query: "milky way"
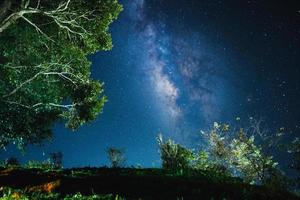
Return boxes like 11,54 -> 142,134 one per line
127,0 -> 236,144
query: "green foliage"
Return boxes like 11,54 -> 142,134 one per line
157,134 -> 194,172
229,130 -> 278,183
0,0 -> 122,149
25,159 -> 55,170
192,150 -> 210,170
106,147 -> 126,168
207,122 -> 230,160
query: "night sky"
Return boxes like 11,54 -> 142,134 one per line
1,0 -> 300,168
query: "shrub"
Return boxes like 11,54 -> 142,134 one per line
6,157 -> 20,167
25,159 -> 55,170
157,134 -> 194,172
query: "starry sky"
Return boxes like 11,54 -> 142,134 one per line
1,0 -> 300,168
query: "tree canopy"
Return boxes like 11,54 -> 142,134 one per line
0,0 -> 122,149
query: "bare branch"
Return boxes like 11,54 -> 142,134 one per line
36,0 -> 41,9
32,102 -> 76,109
24,0 -> 31,9
20,15 -> 53,41
2,100 -> 31,109
56,0 -> 71,12
2,100 -> 76,111
2,71 -> 43,98
48,103 -> 76,108
2,68 -> 84,98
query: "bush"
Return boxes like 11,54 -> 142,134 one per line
157,134 -> 194,172
25,159 -> 55,170
6,157 -> 20,166
0,157 -> 20,168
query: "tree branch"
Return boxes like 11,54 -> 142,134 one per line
2,68 -> 83,98
2,71 -> 43,98
20,15 -> 52,40
0,0 -> 94,40
0,0 -> 12,22
2,100 -> 76,110
32,102 -> 76,109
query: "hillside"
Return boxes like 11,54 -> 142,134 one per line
0,167 -> 299,200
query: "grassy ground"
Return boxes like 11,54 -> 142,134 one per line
0,167 -> 299,200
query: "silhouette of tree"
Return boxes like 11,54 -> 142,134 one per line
106,147 -> 125,168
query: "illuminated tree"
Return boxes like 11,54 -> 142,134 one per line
203,119 -> 285,184
0,0 -> 122,149
229,129 -> 278,183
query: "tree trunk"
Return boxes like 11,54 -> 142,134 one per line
0,13 -> 21,33
0,0 -> 19,34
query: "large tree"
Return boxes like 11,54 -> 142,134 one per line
0,0 -> 122,149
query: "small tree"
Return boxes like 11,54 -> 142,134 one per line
157,134 -> 193,172
106,147 -> 125,168
50,151 -> 63,168
6,157 -> 20,167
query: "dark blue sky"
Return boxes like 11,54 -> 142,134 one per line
1,0 -> 299,168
